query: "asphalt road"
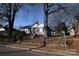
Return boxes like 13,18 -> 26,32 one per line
0,44 -> 59,56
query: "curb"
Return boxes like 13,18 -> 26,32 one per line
5,45 -> 78,56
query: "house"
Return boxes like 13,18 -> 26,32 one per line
70,28 -> 75,36
68,27 -> 75,36
0,24 -> 7,37
0,24 -> 5,32
20,22 -> 44,36
0,24 -> 23,36
31,23 -> 44,35
0,27 -> 5,32
20,25 -> 31,35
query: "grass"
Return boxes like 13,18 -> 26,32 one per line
0,36 -> 79,53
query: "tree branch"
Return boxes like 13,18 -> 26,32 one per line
0,12 -> 7,17
48,7 -> 61,15
48,4 -> 55,11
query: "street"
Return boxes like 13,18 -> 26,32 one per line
0,44 -> 58,56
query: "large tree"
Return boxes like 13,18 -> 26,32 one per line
0,3 -> 23,36
44,3 -> 66,37
44,3 -> 79,37
44,3 -> 55,37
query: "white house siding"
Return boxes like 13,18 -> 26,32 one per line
20,24 -> 44,36
38,27 -> 44,35
32,24 -> 44,35
21,28 -> 30,34
70,28 -> 75,36
0,28 -> 5,31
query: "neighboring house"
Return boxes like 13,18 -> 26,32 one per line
20,25 -> 31,35
0,28 -> 5,31
70,28 -> 75,36
68,27 -> 75,36
0,24 -> 22,36
20,22 -> 44,36
0,24 -> 5,32
31,23 -> 44,35
0,24 -> 7,36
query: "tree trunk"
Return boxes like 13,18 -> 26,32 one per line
8,3 -> 12,36
11,12 -> 16,42
7,4 -> 16,41
73,27 -> 78,37
73,16 -> 79,37
44,3 -> 51,37
7,17 -> 13,42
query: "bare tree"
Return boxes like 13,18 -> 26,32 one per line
58,4 -> 79,36
44,3 -> 55,37
44,3 -> 66,37
0,3 -> 23,37
44,3 -> 79,37
43,3 -> 59,47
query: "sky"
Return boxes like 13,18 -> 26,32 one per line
12,3 -> 79,29
0,3 -> 79,31
14,4 -> 44,28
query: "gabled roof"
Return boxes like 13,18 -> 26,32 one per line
21,21 -> 39,29
21,25 -> 32,29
